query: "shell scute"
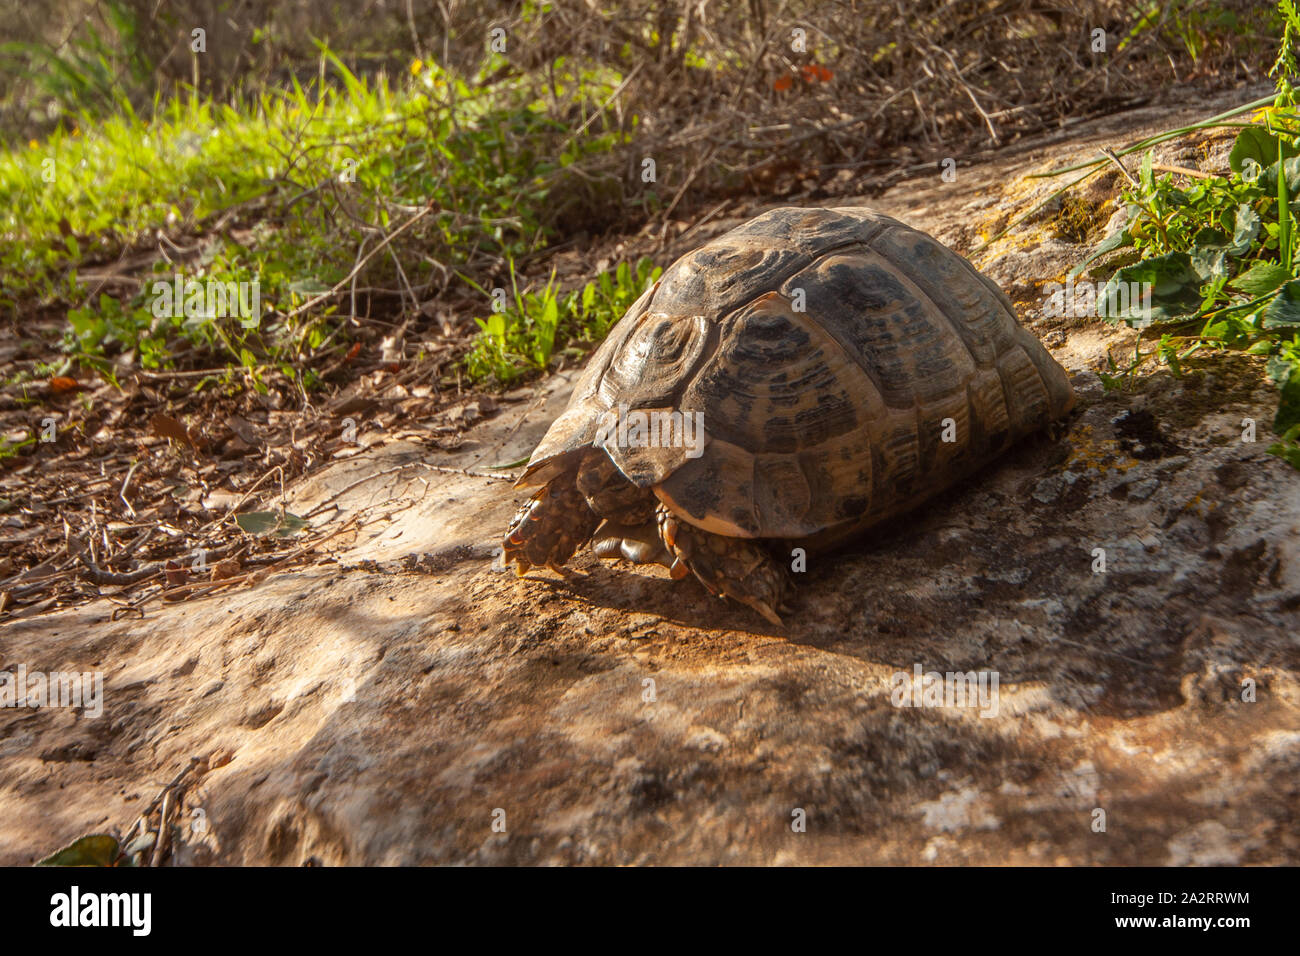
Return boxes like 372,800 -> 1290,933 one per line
782,252 -> 976,408
520,206 -> 1075,546
870,225 -> 1016,365
678,295 -> 870,455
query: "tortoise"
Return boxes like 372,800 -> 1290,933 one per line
502,206 -> 1074,623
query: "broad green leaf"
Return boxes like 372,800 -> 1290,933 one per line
235,511 -> 280,535
1230,126 -> 1279,177
276,512 -> 310,535
1190,246 -> 1228,282
1261,155 -> 1300,197
1266,354 -> 1295,384
235,510 -> 310,536
1260,280 -> 1300,328
1191,226 -> 1229,249
1274,362 -> 1300,433
1230,261 -> 1292,296
1101,251 -> 1202,325
1228,204 -> 1261,256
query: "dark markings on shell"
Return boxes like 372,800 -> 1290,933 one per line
680,299 -> 860,454
781,254 -> 960,409
870,227 -> 1015,366
520,206 -> 1075,544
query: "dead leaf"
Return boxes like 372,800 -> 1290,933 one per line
210,557 -> 241,581
150,412 -> 209,452
201,489 -> 243,511
220,435 -> 257,459
49,377 -> 82,395
225,415 -> 259,445
151,412 -> 193,446
164,560 -> 189,587
333,396 -> 377,416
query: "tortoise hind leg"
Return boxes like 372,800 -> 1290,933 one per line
504,449 -> 655,575
655,504 -> 788,625
502,465 -> 600,575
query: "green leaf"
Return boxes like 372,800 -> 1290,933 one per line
1228,204 -> 1261,256
1260,155 -> 1300,197
235,511 -> 279,535
1070,226 -> 1132,278
1230,261 -> 1292,296
235,511 -> 310,536
1190,246 -> 1228,282
1267,438 -> 1300,470
1274,362 -> 1300,433
1139,149 -> 1155,192
1260,280 -> 1300,328
1192,226 -> 1230,249
1266,354 -> 1295,384
1229,126 -> 1279,177
1100,251 -> 1202,325
37,834 -> 119,867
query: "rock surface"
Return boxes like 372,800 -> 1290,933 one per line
3,85 -> 1297,865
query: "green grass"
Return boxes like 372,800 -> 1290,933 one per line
0,46 -> 632,384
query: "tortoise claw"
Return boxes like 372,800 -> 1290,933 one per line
502,476 -> 599,575
746,598 -> 783,626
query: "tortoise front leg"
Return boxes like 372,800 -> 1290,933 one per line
655,504 -> 788,625
502,473 -> 600,575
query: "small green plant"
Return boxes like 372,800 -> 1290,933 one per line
1120,0 -> 1258,63
1080,0 -> 1300,467
1098,333 -> 1156,392
462,261 -> 562,384
463,257 -> 661,385
566,258 -> 661,348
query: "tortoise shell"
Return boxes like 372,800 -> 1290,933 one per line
519,206 -> 1074,546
